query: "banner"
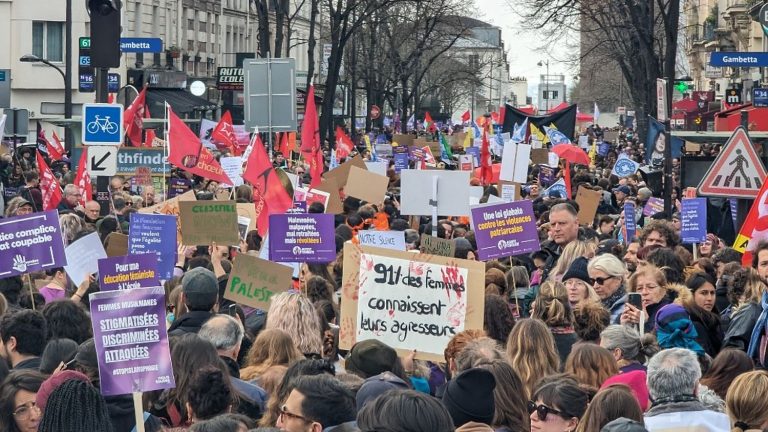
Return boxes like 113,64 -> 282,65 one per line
0,210 -> 67,278
643,197 -> 665,217
224,254 -> 293,310
624,202 -> 637,243
646,116 -> 683,166
357,230 -> 406,251
470,201 -> 541,260
128,214 -> 177,280
179,201 -> 239,245
611,154 -> 640,177
89,287 -> 175,396
502,103 -> 577,140
680,198 -> 707,244
268,214 -> 336,262
98,254 -> 160,291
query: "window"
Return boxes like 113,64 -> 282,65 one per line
542,90 -> 548,100
32,21 -> 64,62
188,19 -> 195,31
187,40 -> 195,51
552,91 -> 559,99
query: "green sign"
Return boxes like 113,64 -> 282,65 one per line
79,37 -> 91,49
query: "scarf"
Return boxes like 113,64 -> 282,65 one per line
601,284 -> 626,310
655,304 -> 705,356
747,291 -> 768,364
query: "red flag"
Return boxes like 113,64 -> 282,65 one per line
191,147 -> 234,185
461,110 -> 471,123
35,151 -> 62,210
167,105 -> 203,172
300,85 -> 320,154
211,111 -> 241,156
734,176 -> 768,264
279,132 -> 291,158
50,131 -> 66,159
40,130 -> 63,161
144,128 -> 157,148
490,111 -> 500,124
287,132 -> 297,154
243,133 -> 293,236
124,86 -> 147,147
335,126 -> 353,159
309,147 -> 324,188
480,126 -> 493,185
74,149 -> 92,206
563,161 -> 572,199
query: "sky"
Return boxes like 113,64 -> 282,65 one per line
473,0 -> 576,99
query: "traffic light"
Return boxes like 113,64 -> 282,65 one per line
675,82 -> 688,93
87,0 -> 121,68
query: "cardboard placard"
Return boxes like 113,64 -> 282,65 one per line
393,134 -> 415,147
498,181 -> 521,203
427,141 -> 441,155
345,166 -> 389,204
531,148 -> 549,165
139,190 -> 197,214
105,233 -> 129,257
236,203 -> 259,234
399,170 -> 471,216
420,234 -> 456,257
224,254 -> 293,310
313,178 -> 344,214
322,154 -> 367,190
685,141 -> 701,153
179,201 -> 239,245
575,187 -> 602,226
452,132 -> 467,148
357,230 -> 406,251
339,242 -> 485,362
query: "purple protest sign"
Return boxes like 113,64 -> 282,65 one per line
538,164 -> 555,188
269,214 -> 336,262
643,197 -> 664,217
0,210 -> 67,278
680,198 -> 707,244
98,254 -> 161,291
90,287 -> 175,396
393,152 -> 409,173
287,201 -> 307,214
624,202 -> 637,243
168,178 -> 192,198
128,214 -> 177,280
471,200 -> 541,260
465,146 -> 480,166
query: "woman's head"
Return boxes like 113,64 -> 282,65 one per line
686,272 -> 717,312
572,301 -> 611,343
266,292 -> 324,356
444,329 -> 487,378
725,370 -> 768,431
0,370 -> 45,432
701,349 -> 754,401
563,258 -> 599,306
506,319 -> 560,395
476,360 -> 530,432
483,294 -> 515,346
41,300 -> 93,344
38,379 -> 113,432
532,281 -> 574,328
645,248 -> 686,284
170,334 -> 230,420
730,267 -> 767,307
243,328 -> 302,376
299,263 -> 335,290
58,214 -> 83,246
357,389 -> 454,432
627,264 -> 667,308
529,378 -> 589,432
550,241 -> 595,281
305,276 -> 335,305
564,343 -> 619,390
576,385 -> 643,432
39,338 -> 78,375
600,325 -> 658,365
185,366 -> 234,421
587,254 -> 626,300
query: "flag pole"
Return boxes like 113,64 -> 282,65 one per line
163,102 -> 169,201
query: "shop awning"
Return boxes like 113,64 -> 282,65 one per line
146,89 -> 218,117
714,103 -> 768,132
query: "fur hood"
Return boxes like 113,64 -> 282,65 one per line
667,282 -> 692,305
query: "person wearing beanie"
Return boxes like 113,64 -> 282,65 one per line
35,370 -> 90,413
345,340 -> 402,379
442,368 -> 496,428
38,379 -> 115,432
168,267 -> 219,336
654,304 -> 706,357
563,257 -> 598,307
698,233 -> 720,259
600,370 -> 650,411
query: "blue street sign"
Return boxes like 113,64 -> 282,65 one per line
754,88 -> 768,108
82,103 -> 124,145
119,38 -> 164,53
71,147 -> 170,175
79,73 -> 120,93
709,52 -> 768,67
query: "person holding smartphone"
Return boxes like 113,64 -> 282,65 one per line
620,264 -> 687,333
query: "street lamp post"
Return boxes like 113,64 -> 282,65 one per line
20,54 -> 72,152
538,60 -> 550,113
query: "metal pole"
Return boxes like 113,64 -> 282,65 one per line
546,61 -> 549,113
267,52 -> 273,159
663,75 -> 674,217
64,0 -> 73,152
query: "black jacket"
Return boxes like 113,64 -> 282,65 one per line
106,395 -> 163,432
723,303 -> 762,351
168,311 -> 214,337
685,304 -> 723,358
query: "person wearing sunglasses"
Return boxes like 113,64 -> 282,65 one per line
587,254 -> 628,324
529,378 -> 588,432
277,374 -> 357,432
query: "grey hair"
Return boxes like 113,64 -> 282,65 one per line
199,314 -> 244,352
455,338 -> 505,372
588,253 -> 626,278
647,348 -> 701,400
600,325 -> 658,363
550,203 -> 578,217
63,183 -> 78,195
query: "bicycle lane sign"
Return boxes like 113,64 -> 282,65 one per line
82,103 -> 124,146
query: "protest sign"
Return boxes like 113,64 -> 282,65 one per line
499,182 -> 520,202
0,210 -> 66,278
139,190 -> 196,215
465,146 -> 480,166
531,148 -> 549,165
220,156 -> 244,187
179,201 -> 239,245
168,178 -> 192,198
346,166 -> 389,204
393,134 -> 414,147
470,200 -> 540,260
339,243 -> 485,361
269,214 -> 336,262
224,254 -> 293,310
458,155 -> 474,171
357,230 -> 406,251
89,287 -> 175,396
420,234 -> 456,257
293,187 -> 331,209
624,203 -> 637,243
64,232 -> 107,287
313,178 -> 344,214
680,198 -> 707,244
105,233 -> 129,257
365,161 -> 388,176
685,141 -> 701,153
400,170 -> 470,216
575,187 -> 602,226
98,254 -> 160,291
611,154 -> 640,177
288,202 -> 307,214
322,154 -> 366,189
393,152 -> 409,173
236,203 -> 259,234
135,167 -> 152,187
128,214 -> 177,280
538,165 -> 555,188
643,197 -> 665,217
469,186 -> 484,206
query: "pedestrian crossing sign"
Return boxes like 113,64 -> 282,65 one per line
698,127 -> 767,198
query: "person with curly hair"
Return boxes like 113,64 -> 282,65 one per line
723,267 -> 766,352
639,219 -> 680,248
572,301 -> 610,343
483,294 -> 515,347
265,292 -> 324,358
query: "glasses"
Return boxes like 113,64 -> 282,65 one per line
13,401 -> 40,419
528,401 -> 563,421
635,284 -> 660,292
280,405 -> 310,423
593,275 -> 616,285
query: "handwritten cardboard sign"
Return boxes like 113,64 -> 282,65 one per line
345,166 -> 389,204
224,254 -> 293,310
357,230 -> 406,251
179,201 -> 239,245
339,243 -> 485,362
393,134 -> 415,147
322,154 -> 366,190
420,234 -> 456,257
575,187 -> 602,226
313,178 -> 344,214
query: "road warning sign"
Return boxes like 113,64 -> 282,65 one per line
698,127 -> 767,198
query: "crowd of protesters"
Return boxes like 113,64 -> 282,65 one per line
0,119 -> 767,432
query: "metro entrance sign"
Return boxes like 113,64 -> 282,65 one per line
709,52 -> 768,67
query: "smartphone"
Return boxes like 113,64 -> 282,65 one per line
228,304 -> 238,317
628,293 -> 642,309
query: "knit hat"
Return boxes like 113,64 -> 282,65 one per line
562,257 -> 592,286
74,338 -> 99,370
601,370 -> 650,411
654,304 -> 705,356
442,368 -> 496,427
600,418 -> 649,432
182,267 -> 219,310
355,372 -> 410,411
345,340 -> 398,378
35,370 -> 90,412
